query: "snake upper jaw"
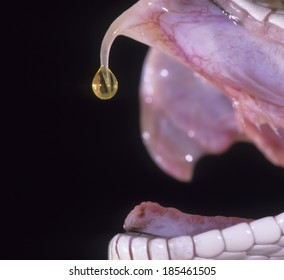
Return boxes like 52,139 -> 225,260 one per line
100,0 -> 284,180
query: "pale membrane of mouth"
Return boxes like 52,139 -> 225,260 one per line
93,0 -> 284,259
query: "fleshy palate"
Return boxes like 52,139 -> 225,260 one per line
93,0 -> 284,259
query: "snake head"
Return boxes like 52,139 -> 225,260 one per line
94,0 -> 284,259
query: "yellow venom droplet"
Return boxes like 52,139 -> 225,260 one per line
92,66 -> 118,100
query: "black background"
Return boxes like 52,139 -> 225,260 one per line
2,0 -> 284,259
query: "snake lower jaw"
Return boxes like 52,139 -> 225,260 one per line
109,202 -> 284,260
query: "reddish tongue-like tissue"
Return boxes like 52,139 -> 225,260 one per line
124,202 -> 253,238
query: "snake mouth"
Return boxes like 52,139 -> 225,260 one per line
109,202 -> 284,260
99,0 -> 284,259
